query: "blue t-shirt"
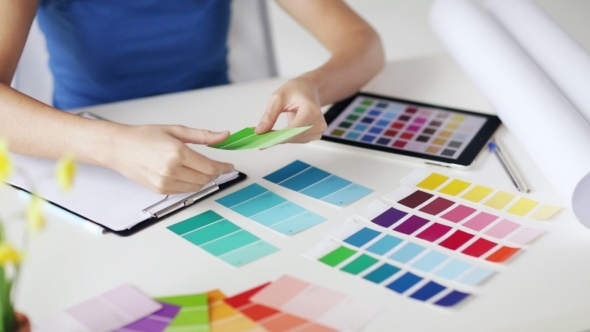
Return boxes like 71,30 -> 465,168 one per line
37,0 -> 232,110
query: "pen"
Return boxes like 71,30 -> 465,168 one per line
488,139 -> 531,193
18,191 -> 106,235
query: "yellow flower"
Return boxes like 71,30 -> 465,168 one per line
26,196 -> 45,233
0,243 -> 22,265
55,153 -> 76,191
0,138 -> 12,182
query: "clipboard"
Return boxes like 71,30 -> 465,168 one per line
7,154 -> 246,236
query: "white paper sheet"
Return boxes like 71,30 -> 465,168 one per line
430,0 -> 590,227
8,154 -> 239,231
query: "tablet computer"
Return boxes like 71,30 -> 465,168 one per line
322,92 -> 501,168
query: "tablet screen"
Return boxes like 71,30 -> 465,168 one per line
322,93 -> 501,167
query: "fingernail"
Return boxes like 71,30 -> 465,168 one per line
255,123 -> 265,131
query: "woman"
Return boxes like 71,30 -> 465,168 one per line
0,0 -> 384,194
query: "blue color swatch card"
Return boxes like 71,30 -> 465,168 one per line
215,183 -> 327,236
263,160 -> 374,206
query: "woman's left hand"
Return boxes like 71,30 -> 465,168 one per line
254,76 -> 327,143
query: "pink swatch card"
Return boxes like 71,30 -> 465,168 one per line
251,275 -> 382,331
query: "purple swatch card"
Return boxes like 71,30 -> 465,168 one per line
114,302 -> 181,332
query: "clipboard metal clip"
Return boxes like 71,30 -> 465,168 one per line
142,183 -> 220,219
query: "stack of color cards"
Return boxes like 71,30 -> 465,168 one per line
216,183 -> 327,236
328,219 -> 496,285
377,186 -> 546,254
401,170 -> 561,219
324,98 -> 488,158
263,160 -> 373,206
305,220 -> 475,307
360,193 -> 522,264
167,210 -> 278,267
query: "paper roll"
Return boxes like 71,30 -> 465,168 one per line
485,0 -> 590,124
430,0 -> 590,227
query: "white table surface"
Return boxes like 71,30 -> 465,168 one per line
9,54 -> 590,331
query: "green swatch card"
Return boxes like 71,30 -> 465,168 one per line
157,293 -> 210,332
209,126 -> 311,150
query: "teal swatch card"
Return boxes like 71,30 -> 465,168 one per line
216,183 -> 327,236
168,210 -> 278,267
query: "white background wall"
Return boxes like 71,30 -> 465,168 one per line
13,0 -> 590,106
268,0 -> 590,78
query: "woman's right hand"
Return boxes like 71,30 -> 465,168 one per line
104,124 -> 234,195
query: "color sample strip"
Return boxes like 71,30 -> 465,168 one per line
224,283 -> 337,332
34,285 -> 162,332
114,302 -> 181,332
209,126 -> 311,150
168,210 -> 278,266
156,294 -> 209,332
216,183 -> 327,236
323,220 -> 496,285
251,275 -> 383,330
381,187 -> 545,245
304,237 -> 473,307
207,290 -> 265,332
358,199 -> 527,263
402,170 -> 561,219
263,160 -> 374,206
323,95 -> 488,159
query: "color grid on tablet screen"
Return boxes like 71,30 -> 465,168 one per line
401,169 -> 562,219
263,160 -> 373,206
324,96 -> 488,159
167,210 -> 278,267
216,183 -> 327,236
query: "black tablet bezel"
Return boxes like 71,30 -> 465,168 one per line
322,92 -> 501,167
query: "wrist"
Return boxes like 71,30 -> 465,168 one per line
71,120 -> 129,168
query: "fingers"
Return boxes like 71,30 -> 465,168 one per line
181,146 -> 234,177
167,126 -> 230,145
256,94 -> 285,134
283,103 -> 327,143
148,156 -> 234,194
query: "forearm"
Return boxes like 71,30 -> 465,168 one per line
299,27 -> 385,106
0,83 -> 123,165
